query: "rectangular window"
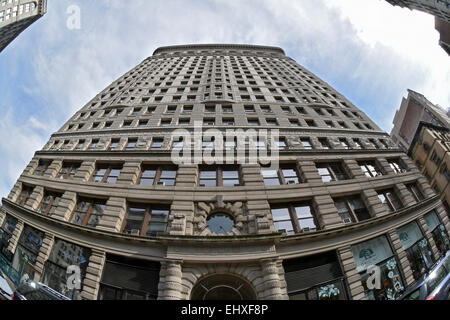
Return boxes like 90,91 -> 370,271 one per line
318,138 -> 331,150
71,198 -> 107,228
57,162 -> 81,180
339,138 -> 349,149
388,159 -> 406,174
270,203 -> 317,235
122,204 -> 170,237
151,138 -> 164,150
92,164 -> 122,184
300,138 -> 313,150
39,191 -> 63,216
17,186 -> 34,206
335,195 -> 371,224
199,166 -> 241,187
125,138 -> 138,151
139,165 -> 177,186
377,189 -> 402,213
34,160 -> 52,176
108,139 -> 120,151
359,161 -> 382,178
261,165 -> 302,186
316,162 -> 347,182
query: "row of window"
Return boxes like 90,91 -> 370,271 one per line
270,183 -> 425,235
33,158 -> 409,187
16,180 -> 425,238
48,135 -> 392,152
16,188 -> 170,237
66,116 -> 374,132
73,104 -> 366,123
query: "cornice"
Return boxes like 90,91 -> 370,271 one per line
152,44 -> 286,56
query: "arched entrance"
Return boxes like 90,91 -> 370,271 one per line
191,274 -> 257,300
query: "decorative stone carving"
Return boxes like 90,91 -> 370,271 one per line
194,199 -> 247,236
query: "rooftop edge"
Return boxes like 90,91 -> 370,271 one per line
152,44 -> 286,56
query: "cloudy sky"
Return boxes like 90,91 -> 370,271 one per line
0,0 -> 449,198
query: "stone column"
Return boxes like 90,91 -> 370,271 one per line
362,188 -> 386,218
7,220 -> 24,254
247,200 -> 274,234
52,191 -> 77,222
23,156 -> 40,176
240,163 -> 264,187
25,186 -> 44,211
417,176 -> 435,198
377,158 -> 395,175
296,160 -> 322,185
158,260 -> 183,300
97,197 -> 127,233
387,230 -> 415,286
7,181 -> 22,203
395,183 -> 417,206
0,208 -> 5,226
435,203 -> 450,236
344,159 -> 365,179
116,161 -> 140,185
34,234 -> 55,282
337,246 -> 366,300
81,249 -> 106,300
169,165 -> 197,236
260,258 -> 285,300
418,217 -> 440,261
73,160 -> 96,182
44,160 -> 63,179
314,192 -> 343,230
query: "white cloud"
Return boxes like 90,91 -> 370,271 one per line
0,107 -> 47,198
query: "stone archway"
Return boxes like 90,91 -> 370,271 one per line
190,273 -> 257,300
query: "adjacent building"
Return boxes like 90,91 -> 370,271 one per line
409,122 -> 450,237
390,89 -> 450,152
386,0 -> 450,55
1,44 -> 449,300
0,0 -> 47,53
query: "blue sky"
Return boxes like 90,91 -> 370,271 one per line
0,0 -> 449,198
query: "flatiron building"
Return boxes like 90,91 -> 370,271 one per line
1,44 -> 449,300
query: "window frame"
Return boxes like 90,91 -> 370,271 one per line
71,198 -> 107,228
121,203 -> 170,237
92,164 -> 123,184
138,165 -> 177,187
334,195 -> 371,224
39,191 -> 63,216
316,162 -> 347,183
270,202 -> 318,235
198,165 -> 242,187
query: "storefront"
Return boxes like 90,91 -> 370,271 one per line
351,235 -> 405,300
12,225 -> 44,280
0,215 -> 18,260
42,238 -> 91,300
424,210 -> 450,258
98,254 -> 161,300
283,251 -> 348,300
396,221 -> 435,280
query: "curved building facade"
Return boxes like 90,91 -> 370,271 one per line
1,44 -> 449,300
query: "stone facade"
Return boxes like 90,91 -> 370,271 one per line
1,44 -> 449,301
